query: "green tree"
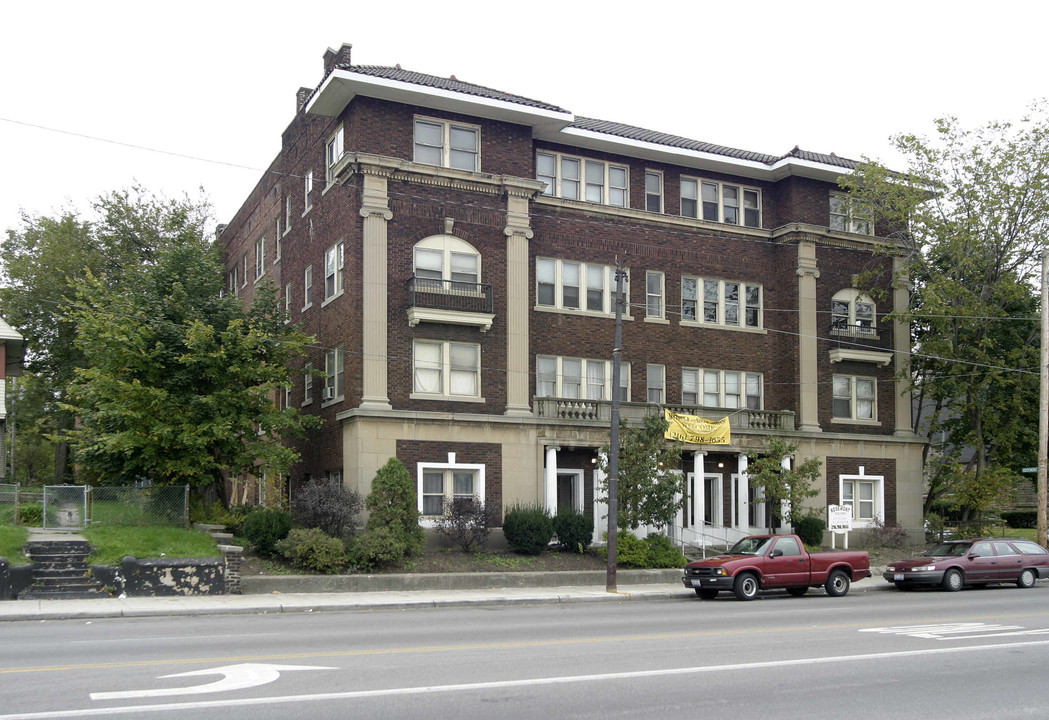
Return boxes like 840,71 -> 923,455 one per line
0,187 -> 212,480
2,373 -> 58,484
746,437 -> 822,531
598,413 -> 685,531
844,103 -> 1048,520
58,222 -> 317,504
350,458 -> 425,568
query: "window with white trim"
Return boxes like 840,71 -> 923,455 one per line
284,283 -> 291,321
681,277 -> 762,328
829,192 -> 872,235
413,235 -> 480,286
645,171 -> 663,213
304,171 -> 314,212
840,470 -> 884,524
274,223 -> 282,263
254,237 -> 265,280
241,254 -> 248,288
536,356 -> 629,401
284,196 -> 292,233
647,364 -> 665,404
646,271 -> 664,319
680,178 -> 761,227
413,340 -> 481,399
414,117 -> 479,171
417,455 -> 486,519
326,126 -> 344,183
324,242 -> 344,301
831,289 -> 876,335
536,258 -> 626,314
682,368 -> 762,409
303,362 -> 313,405
303,265 -> 313,310
228,266 -> 238,297
833,375 -> 876,420
537,152 -> 628,207
324,347 -> 344,402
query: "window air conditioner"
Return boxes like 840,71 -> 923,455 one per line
322,386 -> 335,401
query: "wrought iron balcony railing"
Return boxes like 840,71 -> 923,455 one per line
407,276 -> 494,315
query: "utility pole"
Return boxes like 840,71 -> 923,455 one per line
1039,249 -> 1048,548
606,261 -> 626,593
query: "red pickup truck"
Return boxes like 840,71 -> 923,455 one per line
682,534 -> 871,601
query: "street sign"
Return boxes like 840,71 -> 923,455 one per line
1022,467 -> 1038,474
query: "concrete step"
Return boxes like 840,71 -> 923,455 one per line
19,587 -> 109,600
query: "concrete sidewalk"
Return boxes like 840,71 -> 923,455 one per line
0,573 -> 893,622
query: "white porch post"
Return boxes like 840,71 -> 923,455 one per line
593,453 -> 608,546
544,446 -> 560,515
737,453 -> 749,531
780,454 -> 793,532
693,451 -> 706,533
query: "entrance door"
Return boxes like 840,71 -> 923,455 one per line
704,474 -> 722,526
556,471 -> 583,513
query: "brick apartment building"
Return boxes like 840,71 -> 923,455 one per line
219,43 -> 924,546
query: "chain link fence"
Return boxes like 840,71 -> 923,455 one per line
0,483 -> 188,528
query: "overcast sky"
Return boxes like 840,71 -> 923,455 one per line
1,1 -> 1046,241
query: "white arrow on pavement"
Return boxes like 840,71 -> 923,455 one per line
90,663 -> 336,700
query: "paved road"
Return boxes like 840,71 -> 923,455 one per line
2,584 -> 1048,719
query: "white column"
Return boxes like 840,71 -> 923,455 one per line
359,170 -> 393,410
593,454 -> 608,546
737,453 -> 749,531
797,241 -> 821,432
780,454 -> 793,531
504,189 -> 534,416
544,446 -> 559,514
693,451 -> 706,533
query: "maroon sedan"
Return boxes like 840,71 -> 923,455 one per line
884,538 -> 1049,591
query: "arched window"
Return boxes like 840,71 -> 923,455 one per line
413,235 -> 480,287
831,289 -> 876,336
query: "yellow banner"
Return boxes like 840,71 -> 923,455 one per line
664,409 -> 731,445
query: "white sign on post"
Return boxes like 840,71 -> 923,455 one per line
828,504 -> 852,549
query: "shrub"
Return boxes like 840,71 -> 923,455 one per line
240,507 -> 293,557
434,498 -> 497,552
866,517 -> 908,549
276,528 -> 347,573
552,509 -> 592,552
1002,510 -> 1038,529
502,504 -> 553,555
351,458 -> 424,569
643,534 -> 688,568
610,530 -> 648,567
795,515 -> 826,546
18,503 -> 43,527
293,480 -> 363,539
928,500 -> 963,522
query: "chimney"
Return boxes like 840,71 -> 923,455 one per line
296,87 -> 313,112
322,43 -> 353,76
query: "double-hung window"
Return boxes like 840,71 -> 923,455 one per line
646,271 -> 665,319
536,356 -> 629,401
303,265 -> 313,310
537,152 -> 628,207
413,340 -> 481,399
829,192 -> 872,235
833,375 -> 876,421
421,468 -> 477,515
228,266 -> 238,297
324,242 -> 344,301
284,283 -> 291,320
681,277 -> 762,328
840,473 -> 883,524
303,362 -> 313,405
645,171 -> 663,213
413,236 -> 480,289
680,178 -> 761,227
285,196 -> 293,233
647,364 -> 665,404
324,347 -> 344,402
682,368 -> 762,409
304,171 -> 314,212
536,258 -> 624,314
326,126 -> 344,183
414,117 -> 479,171
254,237 -> 265,280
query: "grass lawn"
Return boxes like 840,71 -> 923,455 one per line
82,526 -> 221,566
0,525 -> 30,565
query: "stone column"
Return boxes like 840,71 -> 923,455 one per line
893,256 -> 913,436
737,453 -> 749,530
504,185 -> 534,416
780,454 -> 792,532
692,451 -> 706,533
544,445 -> 560,514
593,456 -> 608,546
359,170 -> 393,410
796,240 -> 822,432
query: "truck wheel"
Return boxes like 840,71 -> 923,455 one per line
1017,569 -> 1037,589
942,568 -> 964,592
695,588 -> 719,600
824,570 -> 851,597
733,573 -> 759,601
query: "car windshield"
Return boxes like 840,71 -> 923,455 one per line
729,537 -> 774,556
925,543 -> 971,557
